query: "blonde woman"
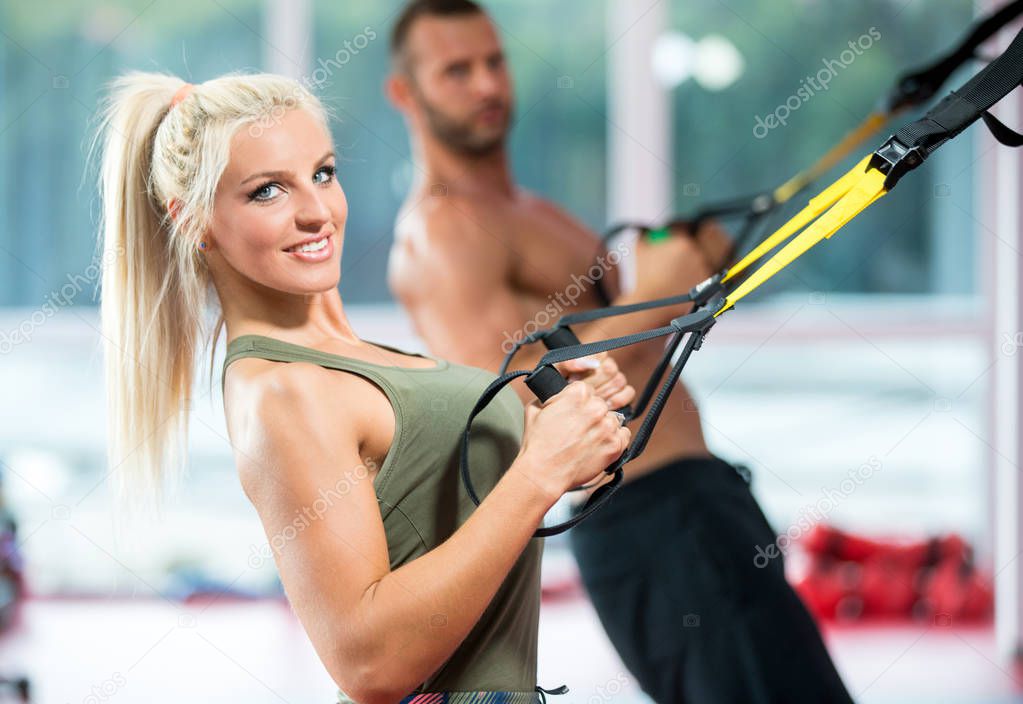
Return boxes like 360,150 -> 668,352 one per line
93,70 -> 634,704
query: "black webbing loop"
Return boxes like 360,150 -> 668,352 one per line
983,109 -> 1023,146
535,684 -> 569,702
460,369 -> 531,508
460,306 -> 720,538
458,368 -> 629,538
498,329 -> 552,375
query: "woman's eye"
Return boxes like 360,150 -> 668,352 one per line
249,182 -> 282,202
249,166 -> 334,202
314,165 -> 336,185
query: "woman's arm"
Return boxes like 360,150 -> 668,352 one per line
234,362 -> 626,704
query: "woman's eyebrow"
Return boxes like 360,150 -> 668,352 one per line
239,150 -> 335,185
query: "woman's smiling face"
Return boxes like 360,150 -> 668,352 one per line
209,108 -> 347,295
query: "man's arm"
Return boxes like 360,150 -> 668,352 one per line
393,203 -> 713,383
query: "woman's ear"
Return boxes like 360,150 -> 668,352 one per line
167,197 -> 183,222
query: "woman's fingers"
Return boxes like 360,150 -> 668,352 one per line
557,353 -> 605,380
553,354 -> 633,408
604,384 -> 636,411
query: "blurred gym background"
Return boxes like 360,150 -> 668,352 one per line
0,0 -> 1021,702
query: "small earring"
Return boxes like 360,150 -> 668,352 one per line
198,241 -> 207,250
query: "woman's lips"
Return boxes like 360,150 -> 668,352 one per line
284,234 -> 333,262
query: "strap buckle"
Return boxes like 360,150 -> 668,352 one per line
869,135 -> 926,190
688,271 -> 725,307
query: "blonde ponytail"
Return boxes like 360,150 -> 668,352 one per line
91,70 -> 331,515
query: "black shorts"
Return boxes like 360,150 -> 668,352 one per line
568,455 -> 854,704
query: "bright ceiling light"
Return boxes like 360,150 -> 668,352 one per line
694,34 -> 745,91
651,31 -> 744,91
651,31 -> 696,88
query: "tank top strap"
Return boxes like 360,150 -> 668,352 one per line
221,334 -> 402,397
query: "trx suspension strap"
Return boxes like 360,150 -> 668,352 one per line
461,306 -> 720,538
504,1 -> 1023,376
721,24 -> 1023,312
464,25 -> 1023,538
600,0 -> 1023,262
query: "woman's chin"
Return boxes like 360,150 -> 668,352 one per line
267,271 -> 341,297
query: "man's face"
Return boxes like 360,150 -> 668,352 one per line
402,12 -> 514,155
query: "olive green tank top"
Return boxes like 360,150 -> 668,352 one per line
221,334 -> 543,701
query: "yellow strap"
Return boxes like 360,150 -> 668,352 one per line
772,112 -> 889,204
716,164 -> 888,316
723,154 -> 874,283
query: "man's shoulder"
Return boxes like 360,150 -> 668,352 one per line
389,189 -> 510,304
421,194 -> 480,244
516,187 -> 579,222
397,189 -> 502,254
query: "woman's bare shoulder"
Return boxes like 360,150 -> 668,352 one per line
224,360 -> 365,491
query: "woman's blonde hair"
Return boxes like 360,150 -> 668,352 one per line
91,70 -> 331,512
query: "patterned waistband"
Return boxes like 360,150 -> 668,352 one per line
398,693 -> 543,703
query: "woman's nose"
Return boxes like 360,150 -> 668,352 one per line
294,187 -> 332,227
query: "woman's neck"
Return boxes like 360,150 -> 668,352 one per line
219,280 -> 359,347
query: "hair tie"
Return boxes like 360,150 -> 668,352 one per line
169,82 -> 195,110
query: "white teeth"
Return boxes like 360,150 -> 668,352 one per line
290,237 -> 327,253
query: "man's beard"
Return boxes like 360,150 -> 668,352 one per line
419,94 -> 513,157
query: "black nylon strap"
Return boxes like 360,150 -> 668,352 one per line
499,333 -> 545,375
605,3 -> 1023,261
555,291 -> 696,327
893,27 -> 1023,157
984,109 -> 1023,146
498,318 -> 677,376
498,272 -> 725,377
458,369 -> 629,538
460,306 -> 719,537
535,324 -> 678,366
886,0 -> 1023,111
469,14 -> 1023,540
602,192 -> 763,245
618,325 -> 708,460
460,370 -> 530,507
629,330 -> 686,421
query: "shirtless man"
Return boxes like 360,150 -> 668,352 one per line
384,2 -> 854,702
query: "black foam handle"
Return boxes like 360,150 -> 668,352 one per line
540,323 -> 633,418
525,364 -> 568,403
542,326 -> 581,350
